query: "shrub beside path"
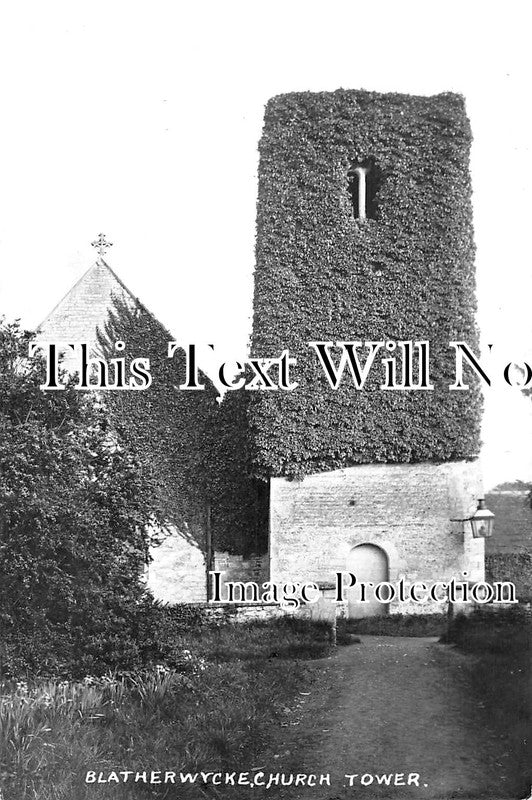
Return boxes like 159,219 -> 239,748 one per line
264,636 -> 521,800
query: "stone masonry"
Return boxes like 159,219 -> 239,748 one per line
270,461 -> 485,615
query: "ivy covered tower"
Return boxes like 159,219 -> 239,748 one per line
250,90 -> 485,616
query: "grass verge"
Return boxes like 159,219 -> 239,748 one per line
0,616 -> 332,800
337,613 -> 446,641
442,607 -> 531,798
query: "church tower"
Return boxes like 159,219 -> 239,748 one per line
250,90 -> 485,615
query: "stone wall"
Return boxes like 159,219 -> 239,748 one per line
213,551 -> 269,586
146,527 -> 207,604
147,528 -> 269,605
270,461 -> 485,616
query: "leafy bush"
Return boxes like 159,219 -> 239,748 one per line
99,299 -> 268,555
441,606 -> 531,653
0,319 -> 159,677
486,552 -> 532,602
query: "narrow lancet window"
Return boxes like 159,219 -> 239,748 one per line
347,158 -> 380,220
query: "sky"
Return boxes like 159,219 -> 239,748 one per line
0,0 -> 530,489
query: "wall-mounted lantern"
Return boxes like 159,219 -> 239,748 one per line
468,498 -> 495,539
451,498 -> 495,538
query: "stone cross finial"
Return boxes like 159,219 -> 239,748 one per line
91,233 -> 113,258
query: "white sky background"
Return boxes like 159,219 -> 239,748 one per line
0,0 -> 530,489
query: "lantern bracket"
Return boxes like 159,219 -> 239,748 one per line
450,499 -> 494,538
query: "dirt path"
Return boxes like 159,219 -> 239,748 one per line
259,637 -> 518,800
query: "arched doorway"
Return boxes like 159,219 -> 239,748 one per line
347,543 -> 389,618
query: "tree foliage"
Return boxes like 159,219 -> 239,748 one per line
98,299 -> 267,555
0,318 -> 158,676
